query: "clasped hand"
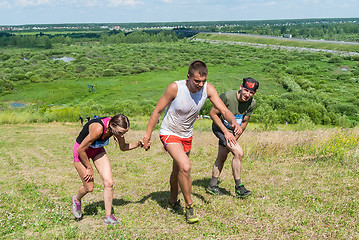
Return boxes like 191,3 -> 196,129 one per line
83,167 -> 94,182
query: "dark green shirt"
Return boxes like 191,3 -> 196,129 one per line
212,90 -> 256,132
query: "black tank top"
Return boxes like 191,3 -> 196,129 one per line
76,117 -> 108,144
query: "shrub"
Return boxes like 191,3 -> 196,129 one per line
0,79 -> 14,93
9,73 -> 27,81
132,65 -> 150,74
53,71 -> 67,79
281,77 -> 302,92
103,69 -> 116,77
44,106 -> 79,122
285,67 -> 295,74
0,53 -> 11,61
294,114 -> 315,131
352,69 -> 359,77
323,114 -> 331,125
76,64 -> 87,73
328,102 -> 358,116
295,78 -> 313,90
328,56 -> 343,63
251,103 -> 279,128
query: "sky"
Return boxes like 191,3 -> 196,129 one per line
0,0 -> 358,26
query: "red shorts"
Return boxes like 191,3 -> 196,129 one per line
159,135 -> 193,153
73,142 -> 106,163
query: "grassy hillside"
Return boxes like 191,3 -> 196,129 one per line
1,29 -> 358,239
0,123 -> 358,239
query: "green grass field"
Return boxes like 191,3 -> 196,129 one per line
0,121 -> 358,239
1,37 -> 359,127
0,60 -> 283,107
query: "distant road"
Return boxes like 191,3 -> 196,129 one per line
208,32 -> 359,45
192,32 -> 359,56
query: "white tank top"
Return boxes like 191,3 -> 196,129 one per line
160,80 -> 208,138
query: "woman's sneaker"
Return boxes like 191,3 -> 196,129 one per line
185,204 -> 199,224
72,195 -> 82,219
104,215 -> 121,225
235,184 -> 252,198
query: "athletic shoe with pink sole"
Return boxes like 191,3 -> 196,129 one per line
72,195 -> 82,219
104,214 -> 121,225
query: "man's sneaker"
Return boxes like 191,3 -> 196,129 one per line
167,200 -> 184,213
206,185 -> 224,196
72,195 -> 82,219
104,215 -> 121,225
235,184 -> 252,198
185,204 -> 199,224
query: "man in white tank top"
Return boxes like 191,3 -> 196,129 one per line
142,61 -> 241,223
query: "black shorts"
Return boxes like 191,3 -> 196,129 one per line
212,125 -> 235,147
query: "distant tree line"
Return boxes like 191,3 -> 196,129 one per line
0,30 -> 180,49
2,17 -> 358,42
100,30 -> 179,44
189,21 -> 359,42
3,17 -> 358,31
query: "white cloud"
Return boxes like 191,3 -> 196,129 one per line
263,1 -> 276,6
340,3 -> 350,8
7,0 -> 145,8
81,0 -> 98,7
301,0 -> 334,4
54,0 -> 102,7
0,0 -> 11,8
107,0 -> 144,7
14,0 -> 50,7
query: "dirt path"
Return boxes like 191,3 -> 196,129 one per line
193,38 -> 359,56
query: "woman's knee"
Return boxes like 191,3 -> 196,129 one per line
84,184 -> 94,193
103,179 -> 114,189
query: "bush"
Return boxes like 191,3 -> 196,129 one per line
132,65 -> 150,74
328,102 -> 358,116
44,106 -> 80,122
295,78 -> 313,90
328,56 -> 343,63
0,79 -> 14,93
285,68 -> 295,74
294,114 -> 315,131
281,77 -> 302,92
76,64 -> 87,73
0,53 -> 11,61
103,69 -> 116,77
251,103 -> 279,128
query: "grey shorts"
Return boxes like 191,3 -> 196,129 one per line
212,125 -> 235,147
